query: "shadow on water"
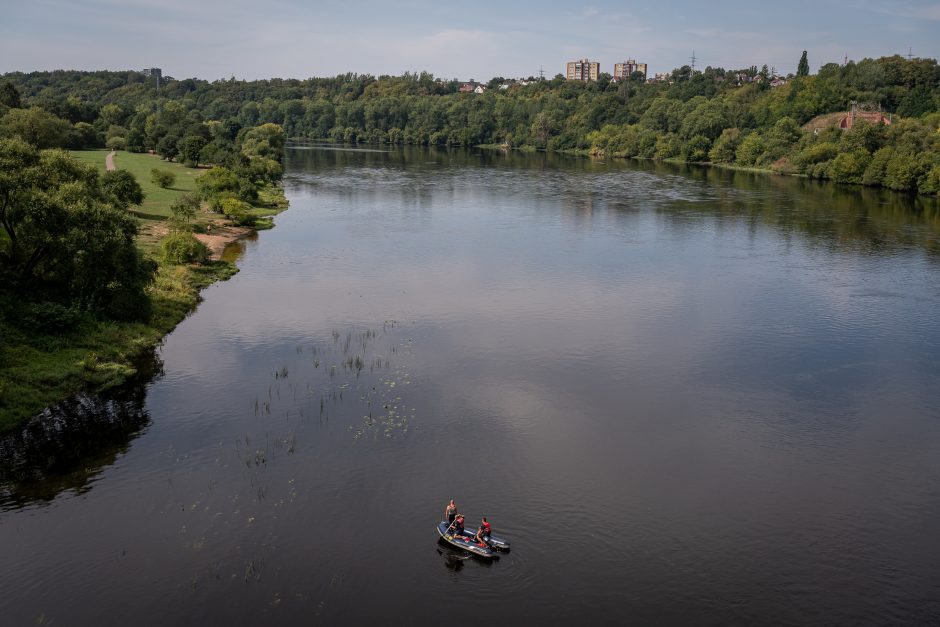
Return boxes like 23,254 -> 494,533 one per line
0,351 -> 162,512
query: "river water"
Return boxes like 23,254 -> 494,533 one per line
2,146 -> 940,626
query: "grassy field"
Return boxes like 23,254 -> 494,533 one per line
70,149 -> 202,220
0,151 -> 288,432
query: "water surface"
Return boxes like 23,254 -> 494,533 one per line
2,146 -> 940,625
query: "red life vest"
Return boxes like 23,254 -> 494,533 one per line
481,521 -> 491,535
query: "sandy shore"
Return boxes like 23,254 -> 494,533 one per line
141,218 -> 253,261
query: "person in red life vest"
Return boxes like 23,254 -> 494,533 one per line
475,517 -> 491,545
444,499 -> 457,525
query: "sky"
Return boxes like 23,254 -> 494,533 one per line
1,0 -> 939,81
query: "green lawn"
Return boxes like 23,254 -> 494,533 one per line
69,149 -> 203,220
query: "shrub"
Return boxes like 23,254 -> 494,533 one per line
735,133 -> 765,167
828,150 -> 871,184
862,147 -> 894,186
161,232 -> 209,265
105,136 -> 126,151
709,128 -> 741,163
18,301 -> 84,334
101,169 -> 144,210
684,135 -> 712,162
151,168 -> 176,189
220,197 -> 256,226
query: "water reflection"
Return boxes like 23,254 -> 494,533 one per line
0,352 -> 160,511
286,145 -> 940,256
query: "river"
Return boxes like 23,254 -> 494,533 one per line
2,146 -> 940,626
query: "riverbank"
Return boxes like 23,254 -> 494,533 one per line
0,150 -> 288,433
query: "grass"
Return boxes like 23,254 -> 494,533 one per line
0,260 -> 240,432
0,152 -> 289,433
69,149 -> 202,221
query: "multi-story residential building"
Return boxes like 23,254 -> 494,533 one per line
566,59 -> 600,81
142,68 -> 162,87
612,59 -> 647,81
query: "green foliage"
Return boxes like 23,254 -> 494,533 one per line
100,169 -> 144,210
0,138 -> 155,319
161,231 -> 209,264
735,132 -> 765,166
151,167 -> 175,189
105,135 -> 126,151
2,56 -> 938,195
219,197 -> 256,226
179,135 -> 207,166
685,135 -> 712,162
167,192 -> 201,231
828,150 -> 871,184
0,107 -> 72,148
797,51 -> 810,78
0,81 -> 21,109
709,128 -> 741,163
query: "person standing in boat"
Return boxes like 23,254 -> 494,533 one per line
452,514 -> 465,534
475,517 -> 491,545
444,499 -> 457,524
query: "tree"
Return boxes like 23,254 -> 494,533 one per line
0,138 -> 154,318
0,107 -> 72,148
168,193 -> 200,229
797,51 -> 810,77
178,135 -> 207,166
105,136 -> 127,151
100,170 -> 144,210
151,168 -> 176,189
0,81 -> 21,109
240,123 -> 285,161
196,166 -> 241,200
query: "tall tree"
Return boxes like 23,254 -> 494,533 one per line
797,51 -> 810,77
0,81 -> 21,109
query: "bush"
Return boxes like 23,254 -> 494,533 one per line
151,168 -> 176,189
195,166 -> 240,200
684,135 -> 712,162
220,197 -> 256,226
709,128 -> 741,163
105,135 -> 126,151
101,169 -> 144,210
828,150 -> 871,184
735,132 -> 765,167
17,301 -> 84,334
862,147 -> 894,186
161,232 -> 209,264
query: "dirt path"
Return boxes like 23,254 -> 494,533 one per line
105,150 -> 117,171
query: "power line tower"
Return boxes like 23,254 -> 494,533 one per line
539,65 -> 545,80
690,50 -> 697,72
907,47 -> 914,61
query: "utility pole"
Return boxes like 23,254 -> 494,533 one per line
539,65 -> 545,80
907,47 -> 914,61
690,50 -> 697,72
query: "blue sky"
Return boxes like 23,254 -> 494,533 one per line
2,0 -> 938,80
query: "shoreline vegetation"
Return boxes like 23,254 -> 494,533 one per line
0,115 -> 287,432
4,55 -> 935,196
1,52 -> 938,428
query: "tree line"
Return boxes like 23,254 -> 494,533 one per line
1,53 -> 938,194
0,76 -> 286,330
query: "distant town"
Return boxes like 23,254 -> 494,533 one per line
448,56 -> 794,94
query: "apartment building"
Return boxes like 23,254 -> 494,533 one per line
612,59 -> 648,81
142,67 -> 162,87
566,59 -> 600,81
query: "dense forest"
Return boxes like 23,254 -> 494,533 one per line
2,54 -> 939,195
